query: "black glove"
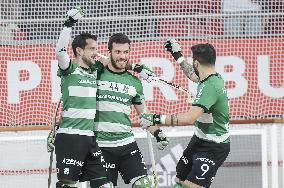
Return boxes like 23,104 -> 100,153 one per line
164,38 -> 185,64
154,129 -> 170,150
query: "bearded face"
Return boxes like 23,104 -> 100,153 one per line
109,43 -> 130,71
193,60 -> 199,78
79,38 -> 98,67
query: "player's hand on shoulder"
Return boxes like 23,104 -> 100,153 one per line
164,38 -> 185,64
64,6 -> 85,27
132,64 -> 156,83
154,129 -> 169,150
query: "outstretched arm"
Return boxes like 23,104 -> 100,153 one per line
55,7 -> 85,70
164,39 -> 199,83
139,105 -> 204,128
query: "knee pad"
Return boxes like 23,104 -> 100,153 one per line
98,182 -> 114,188
132,176 -> 151,188
56,181 -> 77,188
90,179 -> 113,188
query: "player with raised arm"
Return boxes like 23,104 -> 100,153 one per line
140,41 -> 230,188
92,33 -> 169,188
47,7 -> 113,188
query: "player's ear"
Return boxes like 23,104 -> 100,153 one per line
76,47 -> 83,56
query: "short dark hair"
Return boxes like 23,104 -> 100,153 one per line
72,33 -> 97,56
108,33 -> 131,51
191,43 -> 216,65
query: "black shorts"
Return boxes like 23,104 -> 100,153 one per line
54,133 -> 108,185
176,135 -> 230,188
100,141 -> 148,186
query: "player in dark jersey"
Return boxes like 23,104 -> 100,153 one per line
92,33 -> 169,188
140,40 -> 230,188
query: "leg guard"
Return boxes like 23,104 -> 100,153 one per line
56,181 -> 77,188
98,182 -> 114,188
132,176 -> 151,188
90,178 -> 112,188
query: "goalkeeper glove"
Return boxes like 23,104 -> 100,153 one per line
164,38 -> 185,64
132,64 -> 156,83
154,129 -> 169,150
139,113 -> 166,129
64,6 -> 85,27
47,128 -> 55,152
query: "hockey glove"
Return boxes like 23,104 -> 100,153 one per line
139,113 -> 164,129
132,64 -> 156,83
64,6 -> 85,27
154,129 -> 169,150
164,38 -> 185,64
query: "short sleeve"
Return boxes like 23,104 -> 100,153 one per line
192,83 -> 217,113
132,81 -> 144,105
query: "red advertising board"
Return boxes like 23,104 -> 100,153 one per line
0,38 -> 283,126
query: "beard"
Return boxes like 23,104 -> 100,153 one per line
82,55 -> 95,67
110,55 -> 128,70
193,64 -> 199,78
192,64 -> 199,78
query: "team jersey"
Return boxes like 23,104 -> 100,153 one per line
192,73 -> 230,144
57,60 -> 104,136
94,67 -> 143,147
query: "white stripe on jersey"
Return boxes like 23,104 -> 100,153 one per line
69,86 -> 97,97
194,127 -> 229,143
97,137 -> 135,147
95,122 -> 132,132
72,67 -> 96,78
97,80 -> 137,96
97,101 -> 131,115
57,128 -> 95,136
62,108 -> 97,119
197,113 -> 214,124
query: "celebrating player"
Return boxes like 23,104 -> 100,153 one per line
48,7 -> 113,188
140,40 -> 230,188
92,33 -> 169,188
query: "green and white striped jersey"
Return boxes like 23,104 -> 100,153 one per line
57,61 -> 104,136
192,73 -> 230,144
94,67 -> 143,147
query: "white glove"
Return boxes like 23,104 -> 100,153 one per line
132,64 -> 156,83
164,38 -> 185,64
140,66 -> 156,83
139,113 -> 155,130
154,129 -> 170,150
64,6 -> 85,27
47,128 -> 55,152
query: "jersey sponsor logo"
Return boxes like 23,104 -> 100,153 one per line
78,79 -> 97,85
194,84 -> 205,102
62,158 -> 84,167
97,94 -> 129,103
104,163 -> 116,169
93,150 -> 102,157
196,157 -> 216,166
